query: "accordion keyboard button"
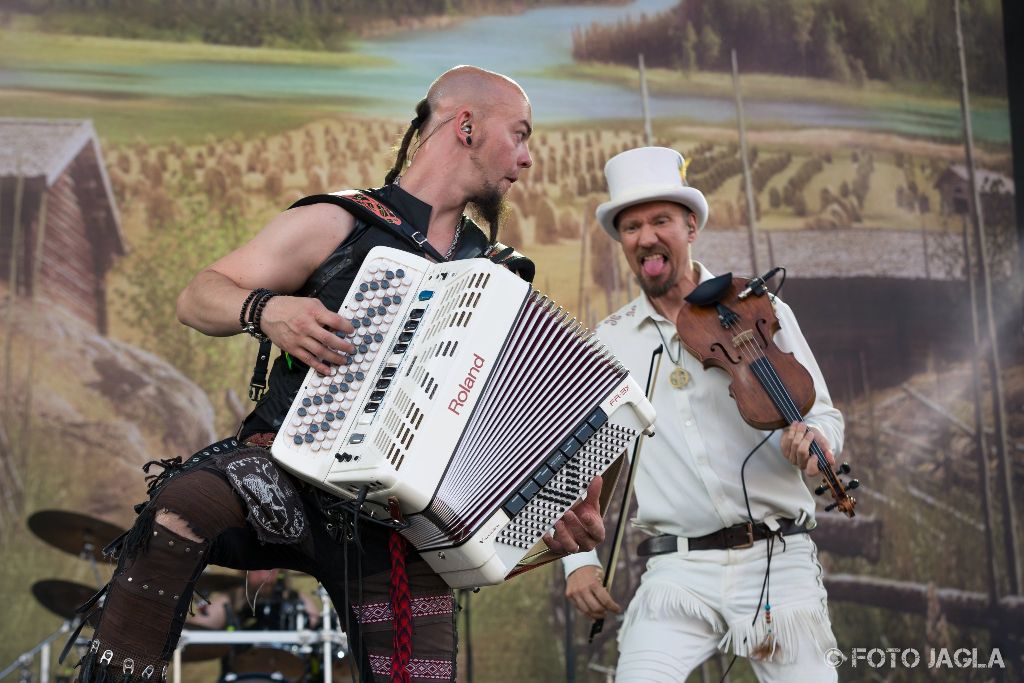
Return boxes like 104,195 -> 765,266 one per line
519,480 -> 541,501
573,422 -> 596,444
503,495 -> 528,517
558,437 -> 580,457
534,466 -> 556,485
547,452 -> 568,471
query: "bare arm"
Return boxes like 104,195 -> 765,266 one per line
176,203 -> 358,374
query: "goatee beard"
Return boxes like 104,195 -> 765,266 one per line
467,184 -> 507,244
636,270 -> 675,298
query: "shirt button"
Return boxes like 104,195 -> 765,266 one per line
685,419 -> 693,427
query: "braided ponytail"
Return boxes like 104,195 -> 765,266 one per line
385,98 -> 430,185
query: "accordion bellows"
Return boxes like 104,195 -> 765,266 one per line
272,247 -> 655,587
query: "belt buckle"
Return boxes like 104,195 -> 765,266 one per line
733,522 -> 755,549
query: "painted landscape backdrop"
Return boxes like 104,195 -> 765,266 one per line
0,0 -> 1020,681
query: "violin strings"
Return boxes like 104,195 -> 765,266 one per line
723,314 -> 835,479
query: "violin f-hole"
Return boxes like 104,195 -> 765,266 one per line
753,317 -> 774,350
710,341 -> 742,365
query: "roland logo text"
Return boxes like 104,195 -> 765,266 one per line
448,353 -> 486,416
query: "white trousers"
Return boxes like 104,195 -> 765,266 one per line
615,534 -> 838,683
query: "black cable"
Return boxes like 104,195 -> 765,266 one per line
352,486 -> 375,681
740,431 -> 775,524
341,530 -> 354,682
352,486 -> 369,556
771,267 -> 787,297
322,498 -> 409,532
719,430 -> 776,683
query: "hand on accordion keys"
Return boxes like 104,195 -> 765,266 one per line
260,296 -> 357,375
542,475 -> 605,555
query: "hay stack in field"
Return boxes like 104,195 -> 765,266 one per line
144,187 -> 177,226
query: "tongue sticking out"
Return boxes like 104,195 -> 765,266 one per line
642,256 -> 667,278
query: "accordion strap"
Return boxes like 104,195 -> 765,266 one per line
289,190 -> 449,263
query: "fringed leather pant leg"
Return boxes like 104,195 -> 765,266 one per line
75,469 -> 248,682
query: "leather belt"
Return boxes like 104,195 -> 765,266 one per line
637,519 -> 809,556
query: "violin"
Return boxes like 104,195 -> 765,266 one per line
675,271 -> 858,517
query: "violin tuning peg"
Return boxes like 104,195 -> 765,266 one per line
824,503 -> 837,512
847,479 -> 860,490
839,462 -> 851,474
814,485 -> 828,496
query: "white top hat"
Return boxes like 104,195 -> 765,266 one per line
596,147 -> 709,241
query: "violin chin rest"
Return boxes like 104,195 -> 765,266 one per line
685,272 -> 733,306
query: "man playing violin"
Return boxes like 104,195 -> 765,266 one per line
564,147 -> 844,682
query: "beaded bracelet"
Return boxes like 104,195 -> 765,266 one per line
250,291 -> 275,341
241,288 -> 275,342
238,288 -> 262,330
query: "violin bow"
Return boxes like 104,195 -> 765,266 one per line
589,344 -> 663,643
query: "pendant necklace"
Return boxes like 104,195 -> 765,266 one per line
653,321 -> 691,389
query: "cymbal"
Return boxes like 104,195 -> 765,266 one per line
28,510 -> 125,561
195,571 -> 245,594
31,579 -> 100,625
233,646 -> 306,682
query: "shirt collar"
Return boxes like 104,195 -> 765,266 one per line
372,183 -> 433,233
632,260 -> 717,330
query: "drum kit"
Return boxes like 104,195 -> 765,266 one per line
2,510 -> 350,683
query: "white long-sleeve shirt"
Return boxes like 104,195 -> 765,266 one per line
564,262 -> 844,576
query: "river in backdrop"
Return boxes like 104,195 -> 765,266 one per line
3,0 -> 1010,143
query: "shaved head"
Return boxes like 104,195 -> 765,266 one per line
385,65 -> 533,245
425,65 -> 529,127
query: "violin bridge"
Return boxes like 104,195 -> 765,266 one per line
731,330 -> 755,348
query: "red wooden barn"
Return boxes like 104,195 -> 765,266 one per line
0,118 -> 125,334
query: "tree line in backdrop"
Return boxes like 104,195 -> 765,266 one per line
4,0 -> 613,49
572,0 -> 1007,95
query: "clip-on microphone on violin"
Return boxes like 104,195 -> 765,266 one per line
738,267 -> 783,299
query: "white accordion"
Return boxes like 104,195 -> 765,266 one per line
271,246 -> 655,588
